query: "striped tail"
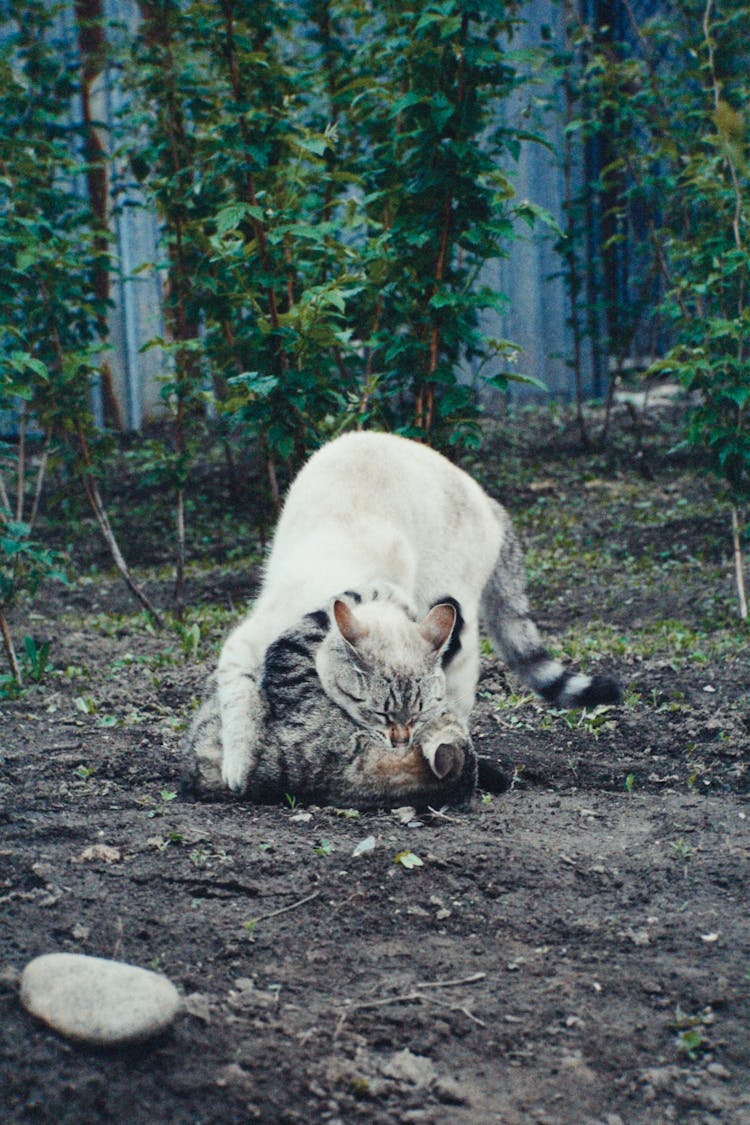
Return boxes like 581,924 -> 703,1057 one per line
481,510 -> 621,709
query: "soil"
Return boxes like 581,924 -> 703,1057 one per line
1,403 -> 749,1125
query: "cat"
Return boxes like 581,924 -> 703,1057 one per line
185,590 -> 478,809
203,430 -> 620,797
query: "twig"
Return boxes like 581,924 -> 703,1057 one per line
415,971 -> 486,990
0,609 -> 22,686
334,971 -> 486,1038
245,890 -> 320,928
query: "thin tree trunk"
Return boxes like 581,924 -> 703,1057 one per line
0,472 -> 10,515
0,609 -> 22,687
562,5 -> 590,450
731,505 -> 748,620
15,404 -> 26,522
174,487 -> 185,619
28,431 -> 51,531
74,0 -> 121,427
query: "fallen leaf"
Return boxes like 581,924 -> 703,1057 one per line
352,835 -> 377,857
394,850 -> 423,870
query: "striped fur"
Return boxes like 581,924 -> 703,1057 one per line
184,598 -> 477,809
207,433 -> 621,796
481,504 -> 621,708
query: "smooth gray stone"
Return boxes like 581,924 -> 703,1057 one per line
20,953 -> 182,1045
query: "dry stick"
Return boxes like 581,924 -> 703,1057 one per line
415,971 -> 486,990
0,610 -> 22,687
334,971 -> 487,1039
245,890 -> 320,928
76,423 -> 163,628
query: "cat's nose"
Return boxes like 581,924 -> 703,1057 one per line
389,723 -> 411,748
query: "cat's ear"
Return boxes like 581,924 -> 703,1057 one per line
333,599 -> 369,650
418,602 -> 457,656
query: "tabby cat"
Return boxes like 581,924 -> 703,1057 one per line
187,431 -> 620,804
185,589 -> 477,808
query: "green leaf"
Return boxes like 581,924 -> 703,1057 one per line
394,850 -> 424,870
228,373 -> 279,398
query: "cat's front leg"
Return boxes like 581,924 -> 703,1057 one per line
217,671 -> 267,792
418,714 -> 472,782
216,619 -> 270,793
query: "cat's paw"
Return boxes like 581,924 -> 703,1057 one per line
221,748 -> 251,794
419,717 -> 470,781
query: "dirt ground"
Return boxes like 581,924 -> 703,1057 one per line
1,404 -> 749,1124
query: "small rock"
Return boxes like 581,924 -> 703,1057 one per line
289,811 -> 313,823
31,862 -> 55,883
706,1062 -> 732,1080
641,1065 -> 678,1092
392,806 -> 418,825
183,992 -> 213,1023
216,1063 -> 250,1087
434,1075 -> 471,1105
0,965 -> 20,991
70,923 -> 90,942
381,1048 -> 436,1088
73,844 -> 121,864
20,953 -> 182,1045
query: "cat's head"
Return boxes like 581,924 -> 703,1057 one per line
315,597 -> 457,748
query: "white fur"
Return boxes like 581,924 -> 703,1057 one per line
218,432 -> 504,791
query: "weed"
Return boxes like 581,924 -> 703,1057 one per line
509,765 -> 525,791
174,620 -> 201,659
671,1006 -> 714,1061
670,838 -> 694,861
73,695 -> 97,716
564,704 -> 617,737
22,636 -> 52,683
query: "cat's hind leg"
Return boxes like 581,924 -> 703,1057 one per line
481,505 -> 621,707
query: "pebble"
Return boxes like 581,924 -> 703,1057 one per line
20,952 -> 182,1045
381,1047 -> 437,1088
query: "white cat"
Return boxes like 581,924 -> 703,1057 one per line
215,431 -> 619,793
